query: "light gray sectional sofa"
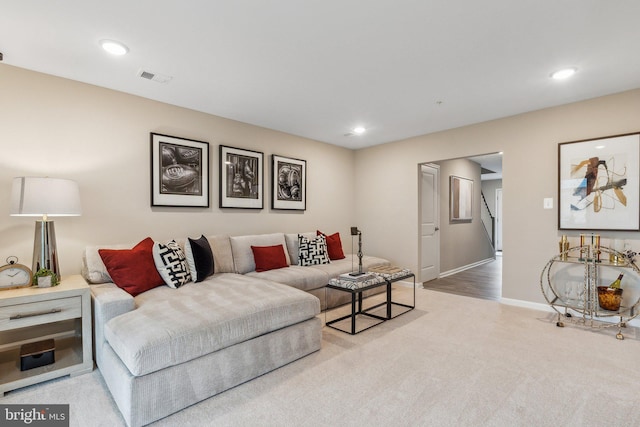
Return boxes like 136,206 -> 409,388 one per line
83,232 -> 389,427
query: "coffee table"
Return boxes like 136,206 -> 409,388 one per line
325,269 -> 415,334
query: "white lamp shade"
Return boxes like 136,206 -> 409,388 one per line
11,177 -> 82,217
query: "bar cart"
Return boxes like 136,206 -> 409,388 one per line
540,244 -> 640,340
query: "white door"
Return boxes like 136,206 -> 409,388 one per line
420,164 -> 440,282
495,188 -> 503,251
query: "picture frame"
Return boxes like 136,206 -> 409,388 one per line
271,154 -> 306,210
450,175 -> 473,222
219,145 -> 264,209
150,133 -> 209,207
558,132 -> 640,231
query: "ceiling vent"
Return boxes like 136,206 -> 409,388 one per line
137,69 -> 173,84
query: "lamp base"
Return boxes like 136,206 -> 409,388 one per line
33,220 -> 60,279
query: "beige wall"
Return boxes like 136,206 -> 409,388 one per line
355,88 -> 640,304
0,64 -> 356,277
3,63 -> 640,305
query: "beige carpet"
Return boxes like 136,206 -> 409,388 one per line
4,287 -> 640,427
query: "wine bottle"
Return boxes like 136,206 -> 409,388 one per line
609,273 -> 624,289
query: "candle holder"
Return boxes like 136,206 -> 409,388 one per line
578,233 -> 600,262
559,235 -> 569,261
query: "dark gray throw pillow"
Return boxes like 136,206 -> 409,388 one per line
185,235 -> 214,282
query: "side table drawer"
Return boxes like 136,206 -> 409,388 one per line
0,296 -> 82,331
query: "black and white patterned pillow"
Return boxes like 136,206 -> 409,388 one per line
298,234 -> 330,266
153,240 -> 191,288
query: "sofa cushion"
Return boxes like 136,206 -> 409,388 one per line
206,235 -> 235,274
317,230 -> 346,260
230,233 -> 291,273
99,238 -> 165,296
284,232 -> 315,265
246,265 -> 329,292
251,244 -> 288,272
298,234 -> 330,266
153,240 -> 191,288
83,243 -> 132,284
104,273 -> 320,376
185,235 -> 214,282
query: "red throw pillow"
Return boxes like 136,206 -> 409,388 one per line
317,230 -> 346,260
99,237 -> 165,296
251,244 -> 288,272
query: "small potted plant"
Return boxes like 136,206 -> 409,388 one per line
33,268 -> 59,288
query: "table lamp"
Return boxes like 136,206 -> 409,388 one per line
10,177 -> 82,280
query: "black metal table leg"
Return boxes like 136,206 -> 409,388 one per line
386,280 -> 392,319
325,273 -> 412,335
351,292 -> 357,334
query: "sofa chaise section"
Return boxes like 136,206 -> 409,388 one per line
105,273 -> 319,376
99,315 -> 319,427
91,272 -> 320,426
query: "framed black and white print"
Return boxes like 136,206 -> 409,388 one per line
151,133 -> 209,207
559,132 -> 640,231
219,145 -> 264,209
272,154 -> 306,210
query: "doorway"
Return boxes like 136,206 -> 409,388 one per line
419,153 -> 503,300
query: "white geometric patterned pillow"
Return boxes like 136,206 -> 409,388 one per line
153,240 -> 191,288
298,234 -> 330,266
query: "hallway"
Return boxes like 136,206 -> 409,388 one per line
423,255 -> 502,301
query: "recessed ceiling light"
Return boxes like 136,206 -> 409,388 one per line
550,67 -> 577,80
100,39 -> 129,56
353,126 -> 366,135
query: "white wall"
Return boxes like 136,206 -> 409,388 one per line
355,88 -> 640,304
0,64 -> 356,277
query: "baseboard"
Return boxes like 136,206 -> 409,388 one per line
393,280 -> 415,288
439,257 -> 495,278
500,298 -> 554,312
500,297 -> 640,328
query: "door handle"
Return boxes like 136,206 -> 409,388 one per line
435,227 -> 439,231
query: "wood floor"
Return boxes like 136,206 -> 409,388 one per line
423,254 -> 502,301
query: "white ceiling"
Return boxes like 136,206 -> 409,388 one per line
469,153 -> 503,181
2,1 -> 640,149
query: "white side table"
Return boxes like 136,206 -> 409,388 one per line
0,275 -> 93,396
